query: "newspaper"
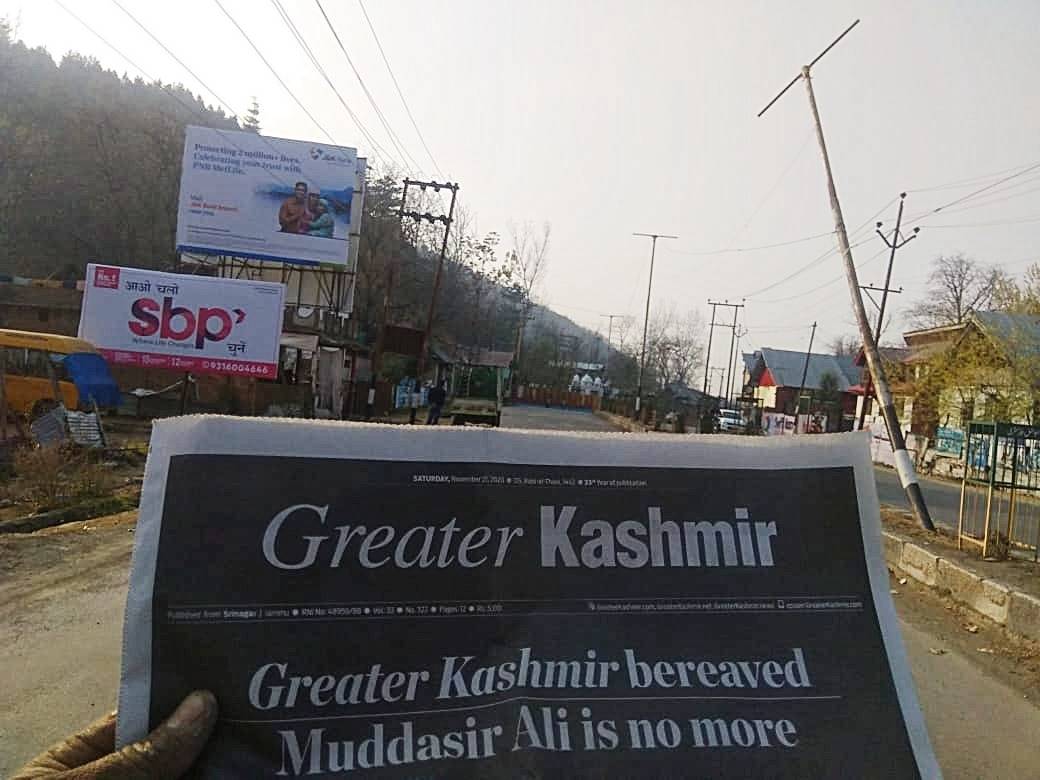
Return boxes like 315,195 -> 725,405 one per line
117,416 -> 940,778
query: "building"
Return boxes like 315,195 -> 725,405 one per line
851,346 -> 914,431
0,281 -> 83,336
904,311 -> 1040,439
744,347 -> 861,430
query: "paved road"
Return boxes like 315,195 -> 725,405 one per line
501,404 -> 618,431
875,466 -> 1040,546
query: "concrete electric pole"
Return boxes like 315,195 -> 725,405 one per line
856,193 -> 918,430
632,232 -> 677,418
758,19 -> 935,531
706,300 -> 745,403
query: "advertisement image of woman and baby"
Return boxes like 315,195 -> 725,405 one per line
277,181 -> 335,238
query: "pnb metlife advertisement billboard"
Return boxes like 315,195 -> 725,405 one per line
175,126 -> 366,267
78,264 -> 285,379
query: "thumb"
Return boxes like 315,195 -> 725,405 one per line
82,690 -> 218,780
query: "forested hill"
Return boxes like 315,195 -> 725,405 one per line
0,21 -> 241,277
0,23 -> 621,381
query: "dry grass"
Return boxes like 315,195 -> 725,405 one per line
10,444 -> 116,511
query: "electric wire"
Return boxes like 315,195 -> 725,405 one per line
314,0 -> 423,173
357,0 -> 444,178
212,0 -> 339,146
267,0 -> 397,167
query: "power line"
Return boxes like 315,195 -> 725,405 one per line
934,179 -> 1040,216
908,159 -> 1040,193
212,0 -> 339,146
314,0 -> 423,173
718,124 -> 816,251
755,245 -> 888,305
664,229 -> 833,256
903,161 -> 1040,226
267,0 -> 396,167
110,0 -> 241,118
737,196 -> 897,299
926,214 -> 1040,229
356,0 -> 444,178
52,0 -> 296,192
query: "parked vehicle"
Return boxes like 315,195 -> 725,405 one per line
717,408 -> 746,433
0,328 -> 121,419
449,365 -> 503,427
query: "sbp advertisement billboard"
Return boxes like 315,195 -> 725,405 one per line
78,264 -> 285,379
175,126 -> 365,267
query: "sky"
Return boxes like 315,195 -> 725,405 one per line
4,0 -> 1040,384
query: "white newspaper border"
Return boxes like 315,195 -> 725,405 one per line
117,416 -> 941,779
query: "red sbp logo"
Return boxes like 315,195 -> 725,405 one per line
94,266 -> 120,289
129,296 -> 246,349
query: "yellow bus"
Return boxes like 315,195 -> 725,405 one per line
0,329 -> 121,419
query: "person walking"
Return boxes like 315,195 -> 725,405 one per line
426,380 -> 447,425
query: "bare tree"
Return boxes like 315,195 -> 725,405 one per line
505,222 -> 552,364
909,254 -> 1006,329
646,307 -> 705,390
827,334 -> 860,358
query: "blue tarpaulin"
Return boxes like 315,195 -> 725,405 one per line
63,352 -> 121,408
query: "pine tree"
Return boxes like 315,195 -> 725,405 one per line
242,97 -> 261,133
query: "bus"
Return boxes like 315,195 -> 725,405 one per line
0,329 -> 121,419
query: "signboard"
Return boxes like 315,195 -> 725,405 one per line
175,125 -> 365,267
935,426 -> 965,457
117,420 -> 938,778
78,264 -> 285,379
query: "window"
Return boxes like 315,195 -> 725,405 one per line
1,347 -> 27,376
24,349 -> 53,379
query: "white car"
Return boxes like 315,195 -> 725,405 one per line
717,408 -> 746,433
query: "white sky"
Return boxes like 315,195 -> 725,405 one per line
4,0 -> 1040,381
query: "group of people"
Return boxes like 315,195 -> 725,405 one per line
277,181 -> 334,238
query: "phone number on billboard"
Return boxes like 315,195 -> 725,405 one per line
201,361 -> 270,375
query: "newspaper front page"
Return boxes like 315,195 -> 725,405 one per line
117,416 -> 940,778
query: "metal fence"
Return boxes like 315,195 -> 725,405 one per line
958,421 -> 1040,560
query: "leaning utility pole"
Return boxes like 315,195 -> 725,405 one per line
398,178 -> 459,424
706,299 -> 744,403
758,19 -> 934,530
632,232 -> 678,418
795,321 -> 817,429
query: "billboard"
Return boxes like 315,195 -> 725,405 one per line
175,126 -> 365,267
78,264 -> 285,379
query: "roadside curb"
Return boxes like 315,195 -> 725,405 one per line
883,529 -> 1040,642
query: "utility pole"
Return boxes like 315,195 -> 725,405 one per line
795,321 -> 817,428
758,19 -> 934,531
366,181 -> 411,420
730,324 -> 748,403
709,367 -> 726,398
706,300 -> 745,404
600,313 -> 623,383
857,194 -> 918,430
398,178 -> 459,424
633,232 -> 678,418
703,301 -> 718,394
